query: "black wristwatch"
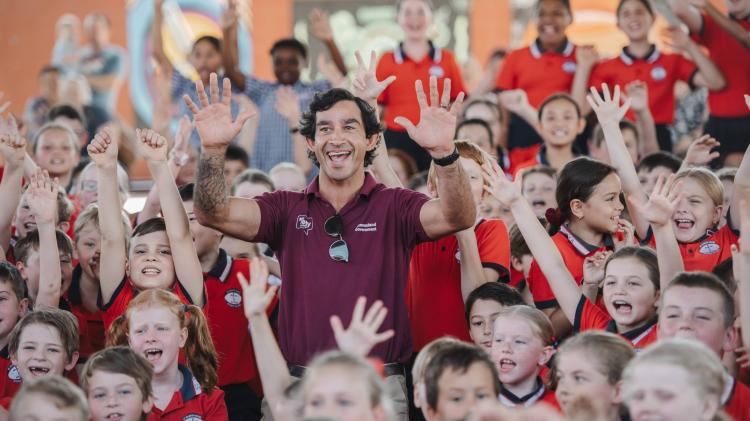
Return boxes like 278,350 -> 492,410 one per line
432,147 -> 460,166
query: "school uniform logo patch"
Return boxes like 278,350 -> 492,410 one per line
429,65 -> 445,78
7,364 -> 20,384
224,289 -> 242,308
699,240 -> 721,255
562,61 -> 577,73
651,66 -> 667,81
182,415 -> 203,421
296,215 -> 313,235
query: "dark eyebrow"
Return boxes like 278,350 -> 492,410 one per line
343,118 -> 361,126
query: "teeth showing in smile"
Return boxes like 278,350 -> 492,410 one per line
612,300 -> 632,314
142,267 -> 161,275
144,348 -> 163,362
327,151 -> 352,162
29,366 -> 50,376
674,219 -> 694,229
499,358 -> 516,370
105,413 -> 124,420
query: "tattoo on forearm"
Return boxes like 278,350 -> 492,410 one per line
196,154 -> 228,214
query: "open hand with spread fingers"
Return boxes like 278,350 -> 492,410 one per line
26,168 -> 59,225
87,126 -> 118,167
587,84 -> 631,126
481,160 -> 522,209
683,135 -> 720,167
331,296 -> 395,358
238,257 -> 278,320
136,128 -> 169,162
183,73 -> 255,152
627,174 -> 683,228
394,76 -> 465,158
352,50 -> 396,102
0,121 -> 26,166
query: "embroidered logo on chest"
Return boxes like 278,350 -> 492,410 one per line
562,61 -> 577,73
224,288 -> 242,308
183,414 -> 203,421
296,215 -> 314,235
7,364 -> 20,383
429,65 -> 445,78
651,66 -> 667,81
355,222 -> 377,232
699,240 -> 720,255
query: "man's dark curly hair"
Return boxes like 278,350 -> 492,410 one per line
299,88 -> 383,168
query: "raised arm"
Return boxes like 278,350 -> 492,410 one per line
26,169 -> 62,309
737,199 -> 750,348
663,26 -> 726,91
88,127 -> 126,304
730,103 -> 750,232
351,51 -> 400,187
669,0 -> 704,34
0,116 -> 26,251
690,0 -> 750,51
151,0 -> 171,73
185,73 -> 259,240
238,258 -> 288,418
395,77 -> 475,238
483,161 -> 583,323
624,81 -> 660,157
330,296 -> 395,358
274,86 -> 313,175
220,0 -> 246,89
455,229 -> 498,301
588,84 -> 650,239
628,174 -> 684,289
679,135 -> 721,171
136,128 -> 204,306
308,8 -> 347,76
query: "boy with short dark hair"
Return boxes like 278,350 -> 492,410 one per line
465,282 -> 525,352
589,120 -> 640,165
636,151 -> 682,195
224,143 -> 249,188
422,342 -> 500,420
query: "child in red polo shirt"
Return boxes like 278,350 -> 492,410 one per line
376,0 -> 466,171
89,127 -> 205,332
555,331 -> 635,419
491,306 -> 558,409
672,0 -> 750,165
0,263 -> 28,402
512,93 -> 586,178
589,85 -> 750,273
496,0 -> 583,154
108,289 -> 227,420
80,346 -> 155,421
408,140 -> 510,351
574,0 -> 726,151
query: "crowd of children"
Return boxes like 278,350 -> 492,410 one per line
1,0 -> 750,420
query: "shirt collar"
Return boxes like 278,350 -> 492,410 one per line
499,378 -> 546,407
536,144 -> 582,167
305,173 -> 380,199
722,372 -> 735,406
620,44 -> 660,65
531,38 -> 574,59
0,346 -> 8,359
559,224 -> 614,255
394,41 -> 441,64
606,316 -> 658,344
178,364 -> 202,402
206,248 -> 233,282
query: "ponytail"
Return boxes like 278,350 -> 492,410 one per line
106,315 -> 130,348
545,207 -> 565,233
184,305 -> 219,392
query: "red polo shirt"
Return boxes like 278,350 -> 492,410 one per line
252,173 -> 431,365
67,265 -> 105,360
573,296 -> 658,350
376,42 -> 466,132
147,365 -> 228,421
0,347 -> 21,401
407,219 -> 510,351
204,249 -> 276,390
642,224 -> 738,272
589,46 -> 697,125
692,13 -> 750,118
527,225 -> 614,309
496,39 -> 578,108
100,278 -> 195,334
723,374 -> 750,421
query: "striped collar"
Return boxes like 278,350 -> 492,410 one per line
394,41 -> 441,64
530,38 -> 575,59
619,44 -> 661,65
206,248 -> 233,283
607,316 -> 657,345
559,224 -> 614,255
499,378 -> 546,407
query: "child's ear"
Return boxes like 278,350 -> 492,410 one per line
570,199 -> 585,220
142,394 -> 155,415
510,256 -> 524,273
179,326 -> 188,348
18,298 -> 30,316
576,118 -> 586,135
57,221 -> 70,234
15,261 -> 27,280
64,351 -> 80,372
712,205 -> 724,226
538,345 -> 555,366
612,380 -> 623,404
722,324 -> 739,354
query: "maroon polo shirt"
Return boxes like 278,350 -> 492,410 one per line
252,173 -> 431,365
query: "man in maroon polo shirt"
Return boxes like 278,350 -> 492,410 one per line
185,72 -> 474,418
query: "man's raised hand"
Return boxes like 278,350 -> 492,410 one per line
330,296 -> 395,358
183,73 -> 255,152
136,128 -> 169,162
87,126 -> 118,167
352,50 -> 396,102
394,76 -> 465,158
587,84 -> 631,126
26,168 -> 59,226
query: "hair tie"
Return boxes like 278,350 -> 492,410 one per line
545,207 -> 565,227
